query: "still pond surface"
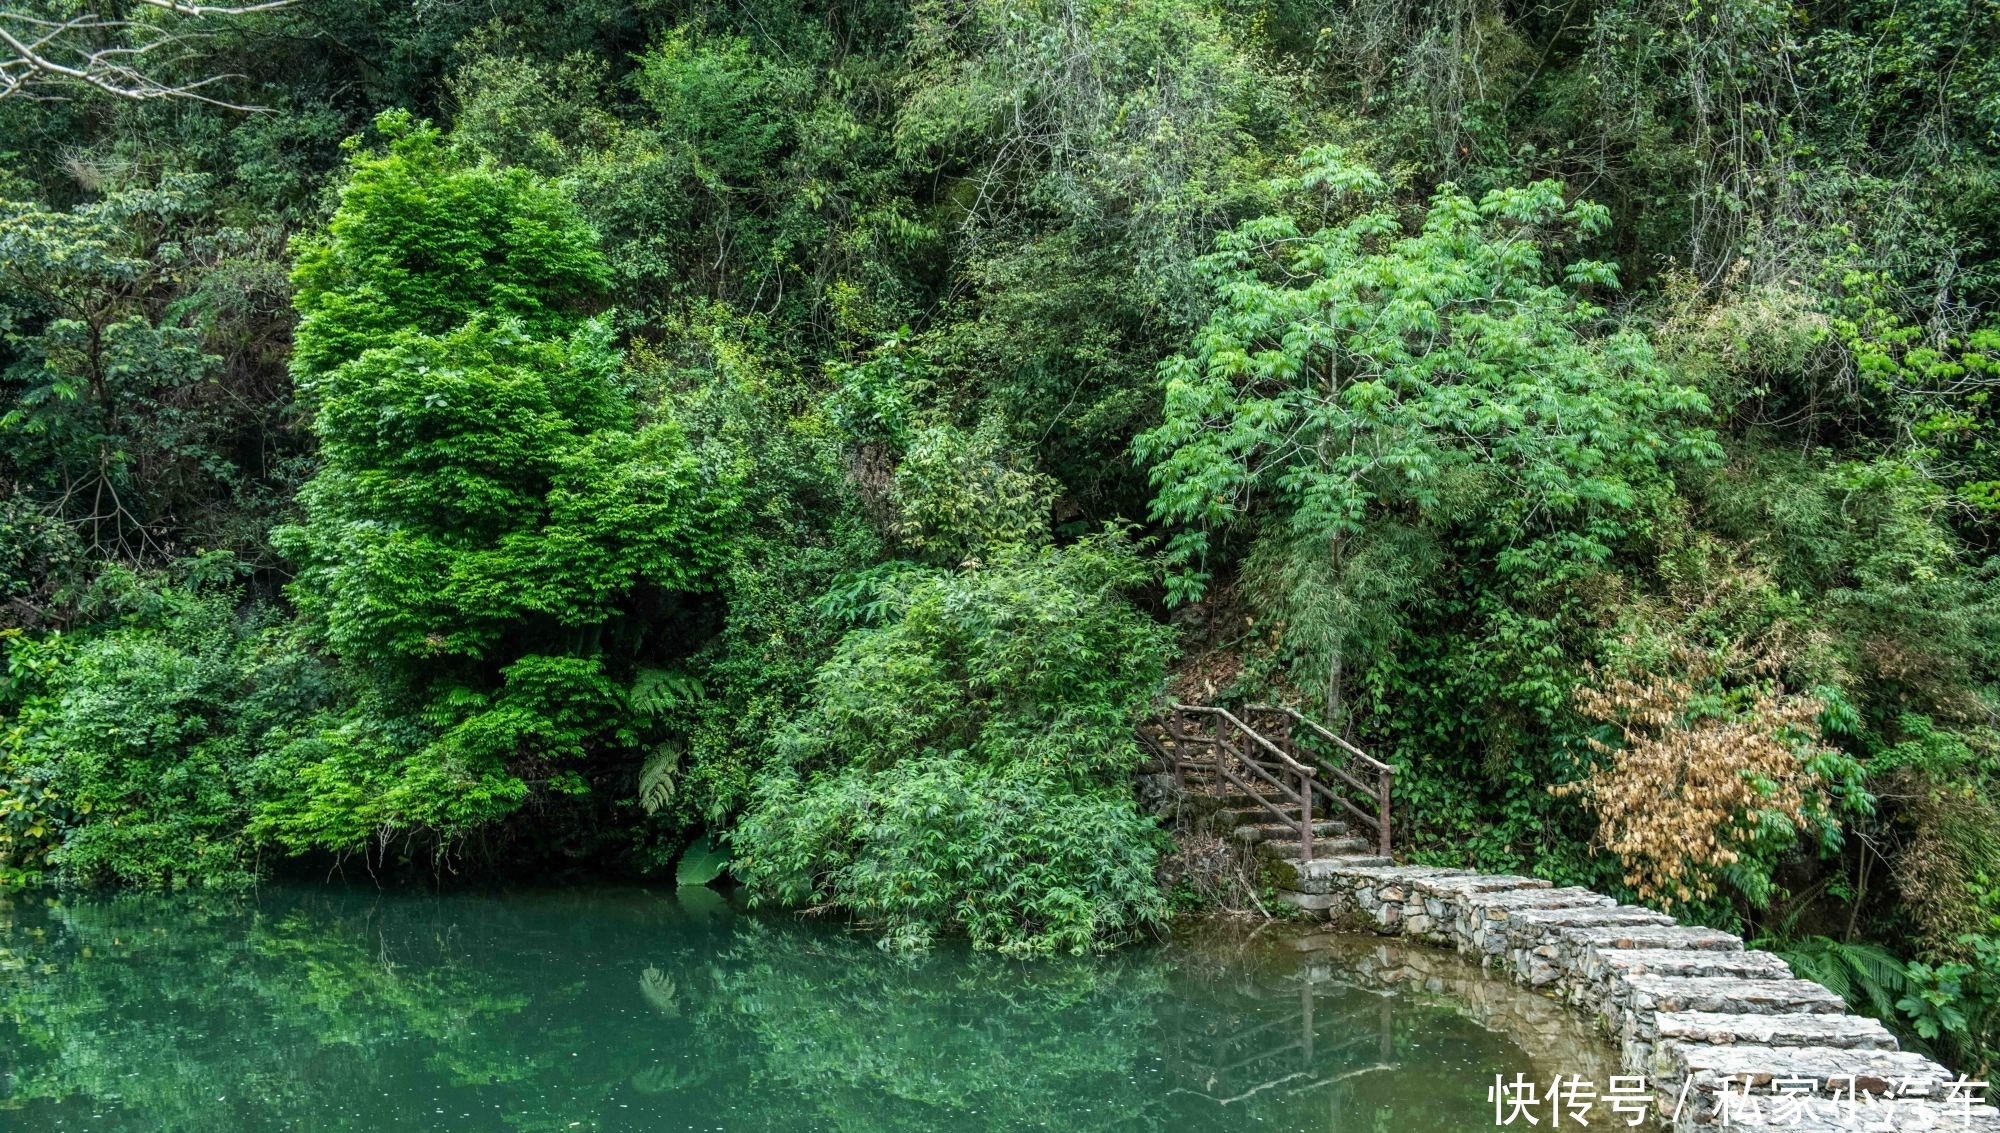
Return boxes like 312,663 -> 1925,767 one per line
0,885 -> 1613,1132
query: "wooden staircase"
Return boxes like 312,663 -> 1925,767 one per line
1143,704 -> 1394,865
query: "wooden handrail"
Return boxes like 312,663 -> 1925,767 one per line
1243,704 -> 1393,858
1172,704 -> 1317,778
1246,704 -> 1393,774
1214,738 -> 1303,805
1150,702 -> 1394,861
1213,761 -> 1298,831
1169,704 -> 1318,860
1213,734 -> 1312,858
1307,775 -> 1383,832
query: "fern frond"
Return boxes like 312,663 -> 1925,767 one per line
638,745 -> 680,816
1778,936 -> 1908,1020
1835,940 -> 1909,1019
1780,943 -> 1850,996
630,668 -> 703,717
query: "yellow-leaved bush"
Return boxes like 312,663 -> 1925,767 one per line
1556,656 -> 1830,909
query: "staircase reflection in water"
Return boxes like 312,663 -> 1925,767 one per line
1166,926 -> 1619,1130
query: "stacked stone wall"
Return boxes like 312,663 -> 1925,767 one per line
1277,859 -> 1997,1131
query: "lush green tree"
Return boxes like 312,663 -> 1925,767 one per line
1138,152 -> 1720,721
261,115 -> 737,857
0,178 -> 291,571
288,111 -> 611,381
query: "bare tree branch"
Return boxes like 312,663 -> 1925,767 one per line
132,1 -> 298,12
0,1 -> 296,109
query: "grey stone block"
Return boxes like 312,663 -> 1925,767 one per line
1274,890 -> 1340,912
1557,923 -> 1744,953
1623,976 -> 1848,1019
1654,1011 -> 1896,1051
1571,947 -> 1793,1014
1664,1043 -> 1958,1124
1466,887 -> 1619,914
1413,873 -> 1552,895
1585,947 -> 1790,983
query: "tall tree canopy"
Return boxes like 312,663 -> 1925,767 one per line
260,113 -> 737,854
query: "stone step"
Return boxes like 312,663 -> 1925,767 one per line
1372,872 -> 1548,944
1671,1040 -> 1954,1091
1458,889 -> 1621,957
1253,835 -> 1372,861
1210,792 -> 1307,812
1568,946 -> 1789,1014
1556,922 -> 1745,955
1614,975 -> 1848,1039
1409,872 -> 1552,896
1324,863 -> 1475,883
1229,819 -> 1348,844
1216,795 -> 1343,817
1501,905 -> 1678,933
1657,1043 -> 1975,1130
1280,860 -> 1392,880
1312,864 -> 1484,902
1274,889 -> 1342,913
1495,908 -> 1681,984
1294,858 -> 1382,880
1463,886 -> 1618,915
1633,1013 -> 1903,1108
1586,947 -> 1790,983
1183,772 -> 1343,796
1652,1009 -> 1898,1054
1222,805 -> 1347,829
1504,908 -> 1688,964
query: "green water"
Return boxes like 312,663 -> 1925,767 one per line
0,886 -> 1609,1132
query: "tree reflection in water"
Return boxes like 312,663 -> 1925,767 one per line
0,887 -> 1610,1132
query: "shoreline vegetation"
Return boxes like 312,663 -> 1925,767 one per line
2,0 -> 1998,1074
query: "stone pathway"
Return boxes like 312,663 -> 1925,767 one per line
1277,858 -> 2000,1131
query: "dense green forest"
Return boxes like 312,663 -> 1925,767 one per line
1,0 -> 1998,1065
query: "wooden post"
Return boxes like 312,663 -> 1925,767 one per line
1299,767 -> 1314,861
1376,768 -> 1392,858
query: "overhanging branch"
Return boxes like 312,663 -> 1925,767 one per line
0,0 -> 297,109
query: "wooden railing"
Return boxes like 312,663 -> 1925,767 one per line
1148,702 -> 1393,861
1243,704 -> 1394,858
1163,704 -> 1323,859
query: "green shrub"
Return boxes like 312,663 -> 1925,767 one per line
0,559 -> 331,888
738,761 -> 1167,954
732,530 -> 1176,954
